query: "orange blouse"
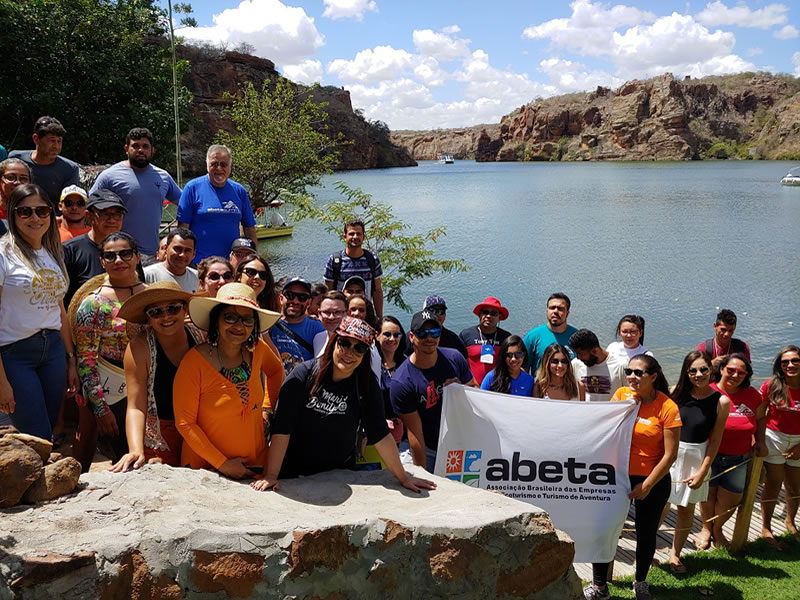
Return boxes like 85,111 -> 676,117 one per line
173,339 -> 283,471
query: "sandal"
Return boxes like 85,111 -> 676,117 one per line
669,562 -> 687,575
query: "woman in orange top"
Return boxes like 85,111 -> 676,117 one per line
584,354 -> 681,600
173,283 -> 282,479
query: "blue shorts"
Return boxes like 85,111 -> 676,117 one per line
709,453 -> 749,494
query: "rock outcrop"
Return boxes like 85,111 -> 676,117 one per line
391,73 -> 800,162
0,466 -> 582,599
179,46 -> 417,175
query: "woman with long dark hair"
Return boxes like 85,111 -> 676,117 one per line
376,315 -> 407,443
666,350 -> 730,572
235,254 -> 277,311
197,255 -> 234,298
585,354 -> 680,600
760,345 -> 800,547
0,184 -> 78,439
532,343 -> 583,400
251,316 -> 435,493
481,335 -> 534,396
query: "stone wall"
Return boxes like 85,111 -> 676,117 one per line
0,466 -> 582,599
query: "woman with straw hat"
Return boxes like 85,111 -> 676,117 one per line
173,282 -> 283,478
110,281 -> 198,471
251,316 -> 436,494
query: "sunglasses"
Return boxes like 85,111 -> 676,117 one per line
480,309 -> 500,317
100,249 -> 136,262
687,366 -> 710,375
506,351 -> 525,360
242,267 -> 268,281
320,309 -> 345,318
414,327 -> 441,339
14,205 -> 51,219
624,368 -> 649,377
428,307 -> 446,316
62,198 -> 86,208
2,173 -> 31,184
95,209 -> 124,220
222,312 -> 256,327
724,367 -> 747,377
550,358 -> 569,365
283,290 -> 310,302
336,337 -> 370,356
206,271 -> 233,282
145,302 -> 185,319
781,358 -> 800,367
381,331 -> 403,339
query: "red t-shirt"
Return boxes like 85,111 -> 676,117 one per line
712,383 -> 763,455
761,380 -> 800,435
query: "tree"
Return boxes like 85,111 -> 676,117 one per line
291,182 -> 470,311
215,79 -> 341,209
0,0 -> 193,168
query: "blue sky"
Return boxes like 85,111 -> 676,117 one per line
171,0 -> 800,129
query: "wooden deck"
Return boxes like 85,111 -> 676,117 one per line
573,483 -> 791,581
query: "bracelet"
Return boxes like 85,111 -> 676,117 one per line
66,351 -> 75,360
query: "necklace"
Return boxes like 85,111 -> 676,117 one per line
216,345 -> 251,384
102,282 -> 144,293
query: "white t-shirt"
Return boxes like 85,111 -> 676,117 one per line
606,341 -> 653,362
0,248 -> 67,345
572,352 -> 627,402
143,261 -> 198,293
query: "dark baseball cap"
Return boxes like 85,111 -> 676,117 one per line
87,189 -> 126,212
282,277 -> 312,293
410,310 -> 440,333
230,238 -> 257,253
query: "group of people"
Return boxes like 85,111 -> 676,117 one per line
1,116 -> 798,600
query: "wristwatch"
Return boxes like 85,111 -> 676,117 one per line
66,351 -> 76,360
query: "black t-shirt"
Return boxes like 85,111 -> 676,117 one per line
678,390 -> 720,443
271,360 -> 389,478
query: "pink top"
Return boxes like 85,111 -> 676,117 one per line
712,383 -> 764,456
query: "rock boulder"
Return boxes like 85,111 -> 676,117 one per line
0,437 -> 43,508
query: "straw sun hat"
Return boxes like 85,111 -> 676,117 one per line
188,282 -> 280,332
116,281 -> 193,325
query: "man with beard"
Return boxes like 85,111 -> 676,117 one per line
90,128 -> 181,259
58,185 -> 91,242
569,329 -> 626,402
270,277 -> 326,374
324,219 -> 383,318
459,296 -> 512,385
522,292 -> 578,371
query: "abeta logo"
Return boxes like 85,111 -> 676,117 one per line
445,449 -> 482,487
485,452 -> 616,485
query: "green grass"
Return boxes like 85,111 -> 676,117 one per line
602,534 -> 800,599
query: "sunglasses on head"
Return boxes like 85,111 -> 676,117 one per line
506,351 -> 525,360
101,249 -> 136,262
624,368 -> 649,377
414,327 -> 441,339
62,198 -> 86,208
381,331 -> 403,339
283,290 -> 310,302
145,302 -> 185,319
206,271 -> 233,282
428,307 -> 446,316
14,205 -> 51,219
336,337 -> 370,356
222,311 -> 256,327
242,267 -> 268,281
687,366 -> 710,375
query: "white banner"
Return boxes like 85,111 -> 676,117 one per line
434,385 -> 639,563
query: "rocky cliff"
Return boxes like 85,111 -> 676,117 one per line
391,73 -> 800,162
180,46 -> 416,175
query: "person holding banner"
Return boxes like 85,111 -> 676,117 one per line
532,343 -> 583,400
481,335 -> 534,396
250,317 -> 435,494
586,355 -> 680,600
667,350 -> 730,573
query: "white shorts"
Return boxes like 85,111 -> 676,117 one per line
669,440 -> 709,506
764,428 -> 800,467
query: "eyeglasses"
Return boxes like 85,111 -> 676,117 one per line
206,271 -> 233,282
620,329 -> 640,336
336,337 -> 370,356
381,331 -> 403,339
320,309 -> 345,318
624,368 -> 649,377
781,358 -> 800,367
724,367 -> 747,377
428,307 -> 446,316
283,290 -> 310,302
506,351 -> 525,360
145,302 -> 185,319
687,366 -> 710,375
95,209 -> 124,220
14,205 -> 51,219
550,358 -> 569,365
222,312 -> 256,327
242,267 -> 268,281
61,198 -> 86,208
2,173 -> 30,184
413,328 -> 441,339
101,249 -> 136,262
208,161 -> 229,169
480,310 -> 500,317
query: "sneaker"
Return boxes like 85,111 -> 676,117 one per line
632,580 -> 653,600
583,584 -> 610,600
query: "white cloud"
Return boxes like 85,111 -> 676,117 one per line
327,46 -> 414,82
413,57 -> 448,87
695,1 -> 788,29
747,47 -> 764,56
538,58 -> 623,93
456,50 -> 553,107
793,52 -> 800,76
282,59 -> 323,84
347,79 -> 434,109
412,27 -> 471,61
774,25 -> 799,39
322,0 -> 377,22
177,0 -> 323,65
362,98 -> 508,130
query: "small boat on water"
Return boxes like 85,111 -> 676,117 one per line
780,167 -> 800,186
438,152 -> 454,164
254,200 -> 293,240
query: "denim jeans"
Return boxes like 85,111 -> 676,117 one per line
1,329 -> 66,440
398,440 -> 437,472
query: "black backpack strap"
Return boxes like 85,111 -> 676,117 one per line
275,320 -> 314,355
363,250 -> 377,279
704,339 -> 713,356
331,251 -> 343,284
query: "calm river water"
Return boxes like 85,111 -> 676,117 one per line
261,160 -> 800,381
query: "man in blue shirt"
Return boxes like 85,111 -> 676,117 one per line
177,144 -> 257,262
90,128 -> 181,258
523,292 -> 578,371
270,277 -> 325,375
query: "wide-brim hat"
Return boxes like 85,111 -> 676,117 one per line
189,282 -> 280,332
117,281 -> 193,324
68,273 -> 109,341
473,296 -> 509,320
